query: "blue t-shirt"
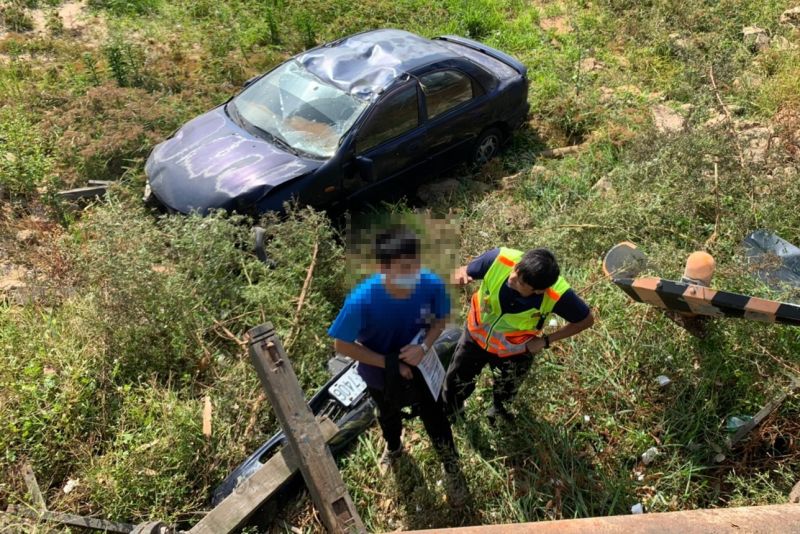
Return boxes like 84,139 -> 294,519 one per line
467,248 -> 590,323
327,269 -> 450,389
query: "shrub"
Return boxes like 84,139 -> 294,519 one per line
0,107 -> 55,201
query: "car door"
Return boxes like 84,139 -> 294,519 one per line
343,81 -> 428,204
418,68 -> 487,174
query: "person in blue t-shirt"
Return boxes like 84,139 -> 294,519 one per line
328,226 -> 467,507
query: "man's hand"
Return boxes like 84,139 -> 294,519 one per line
399,362 -> 413,380
399,344 -> 426,367
451,266 -> 473,285
525,337 -> 547,355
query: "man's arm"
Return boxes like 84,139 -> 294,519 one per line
525,310 -> 594,354
398,317 -> 447,367
334,339 -> 413,379
451,265 -> 473,285
452,248 -> 500,285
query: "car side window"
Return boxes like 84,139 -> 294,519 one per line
356,84 -> 419,153
419,70 -> 473,119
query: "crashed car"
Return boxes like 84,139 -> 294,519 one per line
144,29 -> 528,214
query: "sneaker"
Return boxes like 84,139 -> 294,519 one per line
486,404 -> 512,426
443,461 -> 469,509
379,443 -> 404,475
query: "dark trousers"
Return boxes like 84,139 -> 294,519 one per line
368,368 -> 458,462
443,327 -> 533,415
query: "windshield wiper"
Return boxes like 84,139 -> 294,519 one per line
227,102 -> 303,157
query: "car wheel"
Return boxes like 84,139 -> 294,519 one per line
472,127 -> 503,166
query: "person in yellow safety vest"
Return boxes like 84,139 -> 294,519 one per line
443,247 -> 594,423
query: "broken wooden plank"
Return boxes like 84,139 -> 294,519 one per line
189,417 -> 339,534
247,322 -> 365,534
202,395 -> 212,439
56,185 -> 108,201
536,144 -> 586,158
21,464 -> 46,511
6,505 -> 134,533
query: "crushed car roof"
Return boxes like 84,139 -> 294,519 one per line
297,29 -> 458,100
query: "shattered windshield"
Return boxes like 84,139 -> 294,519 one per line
231,61 -> 368,159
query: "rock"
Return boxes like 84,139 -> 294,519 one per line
669,33 -> 692,51
579,57 -> 604,73
739,124 -> 774,164
591,176 -> 613,195
530,165 -> 548,176
790,480 -> 800,503
772,36 -> 797,50
743,26 -> 770,52
704,113 -> 727,129
416,178 -> 461,203
652,104 -> 685,133
780,7 -> 800,27
15,229 -> 37,244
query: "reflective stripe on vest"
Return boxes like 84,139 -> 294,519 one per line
467,247 -> 571,357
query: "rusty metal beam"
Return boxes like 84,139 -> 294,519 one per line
405,504 -> 799,534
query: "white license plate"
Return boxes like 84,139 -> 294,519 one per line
329,367 -> 367,407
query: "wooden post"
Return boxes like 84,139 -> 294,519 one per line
188,417 -> 340,534
21,463 -> 46,511
247,322 -> 365,534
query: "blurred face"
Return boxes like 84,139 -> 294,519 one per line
507,268 -> 545,297
381,256 -> 422,291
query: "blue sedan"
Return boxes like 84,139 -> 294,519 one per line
144,29 -> 529,214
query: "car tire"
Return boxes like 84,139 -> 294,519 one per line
472,127 -> 503,166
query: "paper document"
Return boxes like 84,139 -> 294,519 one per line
417,347 -> 445,400
409,330 -> 445,399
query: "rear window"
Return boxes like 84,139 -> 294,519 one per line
437,41 -> 518,81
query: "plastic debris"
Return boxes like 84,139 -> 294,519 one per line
631,503 -> 644,514
656,375 -> 672,387
641,447 -> 659,465
63,478 -> 79,494
548,318 -> 559,328
714,453 -> 726,463
584,415 -> 591,423
726,415 -> 753,432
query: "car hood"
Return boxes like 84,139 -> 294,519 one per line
145,106 -> 321,214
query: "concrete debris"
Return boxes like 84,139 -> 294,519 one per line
652,104 -> 685,134
15,229 -> 37,244
641,447 -> 659,465
742,26 -> 770,52
579,57 -> 604,73
780,7 -> 800,27
591,176 -> 613,195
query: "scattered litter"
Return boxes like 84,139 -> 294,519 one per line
63,478 -> 79,494
726,415 -> 753,432
635,471 -> 645,482
641,447 -> 659,465
548,318 -> 559,328
631,503 -> 644,514
656,375 -> 672,387
583,415 -> 591,423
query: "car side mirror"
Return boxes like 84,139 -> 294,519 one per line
355,156 -> 375,183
